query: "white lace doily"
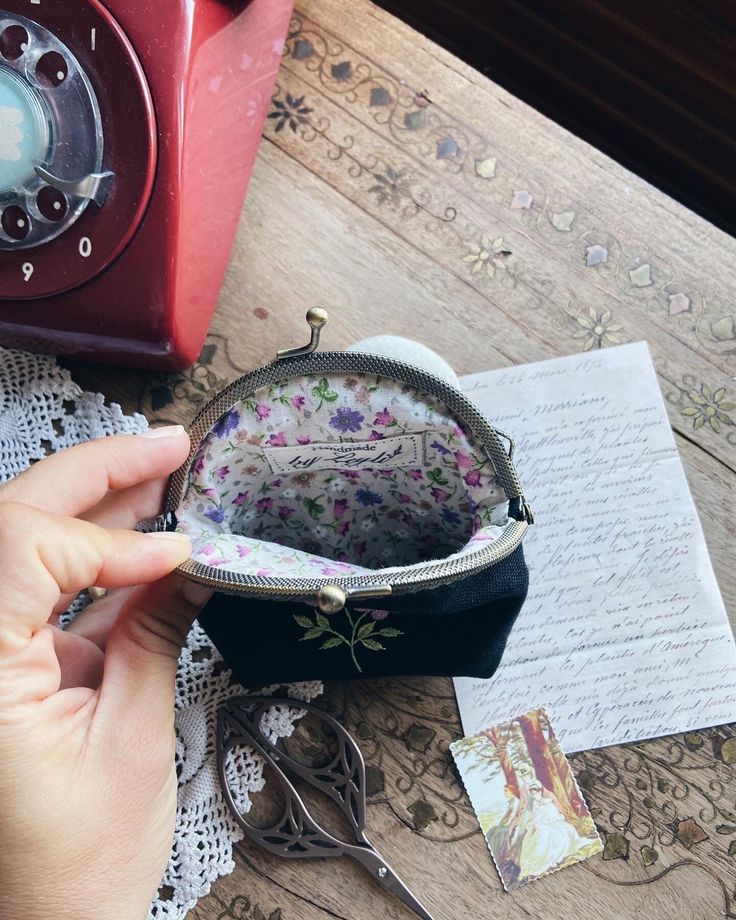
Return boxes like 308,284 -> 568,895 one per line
0,346 -> 322,919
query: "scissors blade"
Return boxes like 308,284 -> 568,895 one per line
380,869 -> 436,920
347,842 -> 436,920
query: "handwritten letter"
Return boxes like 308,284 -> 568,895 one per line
455,343 -> 736,752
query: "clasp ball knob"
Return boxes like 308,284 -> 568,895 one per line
307,307 -> 328,329
317,584 -> 346,614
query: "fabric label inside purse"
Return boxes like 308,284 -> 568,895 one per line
263,431 -> 426,474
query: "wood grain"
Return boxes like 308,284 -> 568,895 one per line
375,0 -> 736,238
66,2 -> 736,917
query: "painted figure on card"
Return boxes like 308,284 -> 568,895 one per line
486,784 -> 524,887
451,709 -> 603,891
515,781 -> 592,881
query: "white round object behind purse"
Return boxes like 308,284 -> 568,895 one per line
348,335 -> 460,388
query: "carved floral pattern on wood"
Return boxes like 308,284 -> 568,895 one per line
309,681 -> 736,917
256,12 -> 736,465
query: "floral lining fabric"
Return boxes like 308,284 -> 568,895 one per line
176,374 -> 508,577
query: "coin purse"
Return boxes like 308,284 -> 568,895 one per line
159,310 -> 533,684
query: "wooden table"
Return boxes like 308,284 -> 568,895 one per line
69,1 -> 736,917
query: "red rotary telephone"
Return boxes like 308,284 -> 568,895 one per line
0,0 -> 293,369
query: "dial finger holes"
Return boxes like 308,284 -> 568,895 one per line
1,205 -> 31,240
0,25 -> 29,61
35,50 -> 68,88
37,185 -> 67,221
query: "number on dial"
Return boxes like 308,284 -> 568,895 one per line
79,236 -> 92,258
22,262 -> 34,282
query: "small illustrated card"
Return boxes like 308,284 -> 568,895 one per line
451,708 -> 602,890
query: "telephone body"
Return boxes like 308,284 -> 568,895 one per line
0,0 -> 293,368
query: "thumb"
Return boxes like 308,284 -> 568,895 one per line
98,575 -> 213,737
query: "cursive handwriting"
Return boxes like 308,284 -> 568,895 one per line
455,343 -> 736,752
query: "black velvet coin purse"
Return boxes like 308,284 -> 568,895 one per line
158,311 -> 532,684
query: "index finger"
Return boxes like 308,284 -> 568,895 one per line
0,502 -> 191,661
0,427 -> 190,518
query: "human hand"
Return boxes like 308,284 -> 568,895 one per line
0,428 -> 212,920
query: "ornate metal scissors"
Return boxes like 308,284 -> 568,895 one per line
217,695 -> 435,920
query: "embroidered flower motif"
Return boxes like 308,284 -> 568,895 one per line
293,472 -> 317,488
278,506 -> 295,520
256,497 -> 273,511
212,408 -> 240,438
333,498 -> 349,519
296,435 -> 311,445
291,395 -> 306,410
255,404 -> 271,420
293,606 -> 403,673
193,454 -> 206,475
464,470 -> 482,487
341,470 -> 360,480
199,543 -> 216,555
355,488 -> 383,507
454,450 -> 474,468
330,407 -> 365,433
267,432 -> 287,447
236,544 -> 252,558
430,487 -> 449,503
368,430 -> 385,441
374,407 -> 395,427
232,491 -> 249,506
215,465 -> 230,480
463,234 -> 509,278
337,520 -> 351,536
204,506 -> 225,523
409,469 -> 423,480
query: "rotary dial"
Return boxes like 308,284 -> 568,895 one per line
0,12 -> 113,250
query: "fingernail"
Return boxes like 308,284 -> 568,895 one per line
181,579 -> 214,607
139,425 -> 186,439
145,531 -> 191,544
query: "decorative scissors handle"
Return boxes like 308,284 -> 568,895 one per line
216,695 -> 436,920
219,695 -> 368,838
